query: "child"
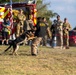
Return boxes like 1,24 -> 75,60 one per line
2,17 -> 11,45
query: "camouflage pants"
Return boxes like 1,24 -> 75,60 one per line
63,33 -> 69,47
16,23 -> 24,37
31,37 -> 42,55
57,31 -> 63,47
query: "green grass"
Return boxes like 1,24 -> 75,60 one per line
0,45 -> 76,75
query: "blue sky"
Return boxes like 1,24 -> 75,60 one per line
43,0 -> 76,29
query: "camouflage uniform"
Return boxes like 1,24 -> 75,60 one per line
56,20 -> 63,48
16,10 -> 25,37
31,37 -> 42,55
63,20 -> 71,48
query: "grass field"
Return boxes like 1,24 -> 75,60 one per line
0,45 -> 76,75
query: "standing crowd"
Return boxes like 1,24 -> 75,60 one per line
1,9 -> 72,56
50,15 -> 71,49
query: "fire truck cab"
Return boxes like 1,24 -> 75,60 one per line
0,2 -> 37,40
12,2 -> 37,25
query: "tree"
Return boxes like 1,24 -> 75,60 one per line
36,0 -> 57,25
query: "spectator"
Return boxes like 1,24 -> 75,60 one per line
50,20 -> 57,48
2,17 -> 11,45
63,18 -> 72,49
16,9 -> 25,37
12,18 -> 17,39
56,15 -> 63,49
41,17 -> 51,46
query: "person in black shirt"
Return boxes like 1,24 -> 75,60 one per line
50,20 -> 57,47
50,20 -> 57,40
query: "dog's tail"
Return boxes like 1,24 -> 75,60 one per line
4,45 -> 12,53
0,45 -> 12,55
3,40 -> 13,53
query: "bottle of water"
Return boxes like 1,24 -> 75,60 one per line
52,36 -> 57,48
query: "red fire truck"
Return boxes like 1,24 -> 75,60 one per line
0,2 -> 37,40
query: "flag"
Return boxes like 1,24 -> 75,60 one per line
9,0 -> 13,34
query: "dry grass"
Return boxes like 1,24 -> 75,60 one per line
0,45 -> 76,75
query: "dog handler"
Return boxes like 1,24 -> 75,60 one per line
31,17 -> 50,56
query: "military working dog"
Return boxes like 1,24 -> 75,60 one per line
3,30 -> 35,55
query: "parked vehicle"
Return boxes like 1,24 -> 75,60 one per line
69,30 -> 76,46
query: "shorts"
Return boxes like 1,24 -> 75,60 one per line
2,31 -> 9,39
